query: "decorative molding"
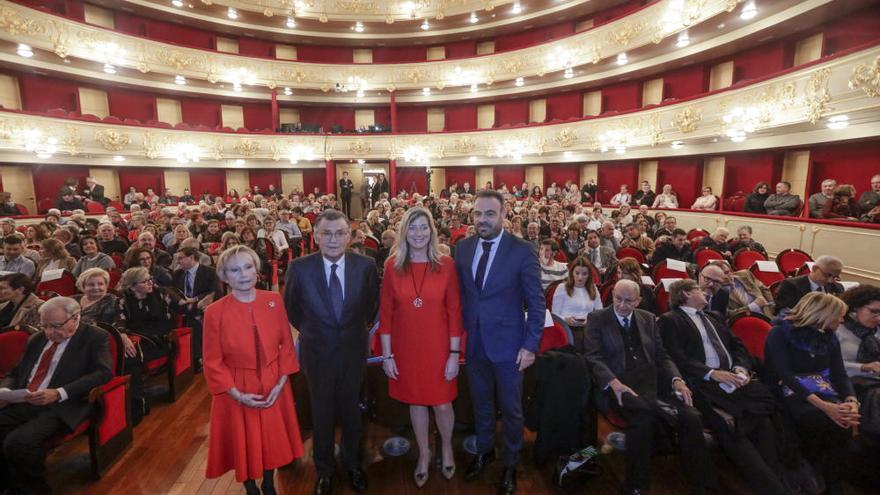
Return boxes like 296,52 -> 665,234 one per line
94,129 -> 131,151
849,55 -> 880,97
804,68 -> 832,124
672,106 -> 702,133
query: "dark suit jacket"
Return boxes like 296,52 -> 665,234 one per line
774,274 -> 844,312
339,179 -> 353,197
650,242 -> 694,264
0,325 -> 112,429
454,231 -> 545,363
172,265 -> 223,302
284,252 -> 379,366
658,308 -> 751,381
583,307 -> 681,411
83,184 -> 106,204
707,288 -> 730,317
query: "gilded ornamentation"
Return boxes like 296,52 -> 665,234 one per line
849,56 -> 880,97
160,49 -> 196,71
233,139 -> 260,156
212,140 -> 224,161
349,140 -> 371,154
142,132 -> 162,159
724,0 -> 742,12
0,6 -> 44,37
453,136 -> 476,154
62,126 -> 80,156
552,128 -> 577,148
49,20 -> 70,59
607,21 -> 644,47
672,107 -> 702,133
804,68 -> 832,124
588,46 -> 601,64
94,129 -> 131,151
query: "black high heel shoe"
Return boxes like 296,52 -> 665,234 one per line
414,451 -> 431,488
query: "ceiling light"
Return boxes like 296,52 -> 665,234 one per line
174,75 -> 187,85
676,31 -> 690,48
235,159 -> 246,166
514,77 -> 524,87
232,82 -> 243,92
563,151 -> 572,158
469,156 -> 477,162
422,87 -> 431,96
826,115 -> 849,130
103,63 -> 116,74
227,7 -> 238,19
356,89 -> 365,98
171,0 -> 184,7
17,44 -> 33,58
740,2 -> 757,20
729,130 -> 747,142
286,16 -> 296,28
354,21 -> 364,32
563,67 -> 574,78
420,19 -> 430,30
470,12 -> 479,23
671,140 -> 685,149
616,52 -> 628,65
470,83 -> 478,93
283,86 -> 292,95
512,2 -> 522,14
113,155 -> 125,162
357,159 -> 365,165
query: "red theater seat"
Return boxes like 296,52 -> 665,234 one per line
14,203 -> 28,215
776,248 -> 812,276
36,270 -> 77,296
616,246 -> 645,263
694,247 -> 724,268
749,262 -> 784,286
129,327 -> 194,402
85,200 -> 105,214
729,313 -> 772,361
733,248 -> 766,271
687,228 -> 710,241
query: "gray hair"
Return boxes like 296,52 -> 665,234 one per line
815,254 -> 844,269
38,296 -> 80,319
613,279 -> 640,297
76,268 -> 110,292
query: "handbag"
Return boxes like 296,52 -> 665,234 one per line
781,369 -> 838,398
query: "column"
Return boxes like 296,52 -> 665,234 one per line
325,159 -> 336,198
389,159 -> 397,196
270,88 -> 279,131
390,92 -> 398,134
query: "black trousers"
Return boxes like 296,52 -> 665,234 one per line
783,396 -> 851,489
703,407 -> 788,495
301,350 -> 365,477
125,334 -> 168,422
609,392 -> 713,494
0,403 -> 70,494
341,194 -> 352,218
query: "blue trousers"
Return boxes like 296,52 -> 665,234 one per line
466,333 -> 524,466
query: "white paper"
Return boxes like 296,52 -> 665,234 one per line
544,309 -> 554,328
40,268 -> 65,282
840,281 -> 860,290
805,261 -> 815,271
661,278 -> 685,291
0,388 -> 28,403
640,275 -> 656,286
0,271 -> 13,276
755,260 -> 780,273
666,258 -> 688,272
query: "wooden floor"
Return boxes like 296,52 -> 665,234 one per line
48,375 -> 876,495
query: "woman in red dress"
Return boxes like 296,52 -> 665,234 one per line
203,245 -> 304,495
380,207 -> 464,487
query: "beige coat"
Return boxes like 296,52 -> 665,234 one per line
728,270 -> 774,318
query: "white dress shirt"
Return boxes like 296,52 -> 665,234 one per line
323,255 -> 346,299
552,285 -> 603,321
471,230 -> 504,288
680,306 -> 738,380
28,338 -> 72,401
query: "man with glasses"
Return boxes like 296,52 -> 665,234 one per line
284,209 -> 378,495
699,264 -> 731,317
775,254 -> 845,312
583,280 -> 711,495
0,297 -> 112,495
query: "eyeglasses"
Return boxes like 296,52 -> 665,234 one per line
318,231 -> 349,240
702,276 -> 726,286
816,268 -> 842,280
43,312 -> 79,330
138,278 -> 154,285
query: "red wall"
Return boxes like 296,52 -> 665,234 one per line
602,81 -> 640,112
593,0 -> 643,26
493,166 -> 524,190
596,161 -> 638,202
242,103 -> 273,130
823,7 -> 880,55
396,106 -> 427,133
248,170 -> 282,191
238,38 -> 275,58
662,65 -> 707,100
296,45 -> 353,63
107,89 -> 157,122
443,168 -> 476,189
189,169 -> 226,197
656,158 -> 703,207
723,151 -> 783,196
494,22 -> 575,52
445,104 -> 477,131
445,41 -> 476,59
397,167 -> 427,195
298,107 -> 355,131
32,165 -> 90,202
372,46 -> 427,63
302,168 -> 326,194
544,165 -> 580,190
117,167 -> 164,195
18,74 -> 79,113
733,40 -> 791,83
145,18 -> 216,49
180,99 -> 221,127
494,100 -> 530,126
808,141 -> 880,196
546,91 -> 583,121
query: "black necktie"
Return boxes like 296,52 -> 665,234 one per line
185,271 -> 193,298
475,241 -> 493,292
329,263 -> 343,321
622,316 -> 630,332
697,311 -> 731,370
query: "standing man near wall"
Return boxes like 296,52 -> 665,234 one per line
339,171 -> 354,219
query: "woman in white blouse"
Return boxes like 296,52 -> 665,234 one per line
551,257 -> 603,349
610,185 -> 632,206
257,217 -> 290,259
691,186 -> 718,210
539,240 -> 568,291
652,184 -> 679,209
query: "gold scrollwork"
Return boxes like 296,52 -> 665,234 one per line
0,6 -> 45,37
552,128 -> 577,148
607,21 -> 645,47
94,129 -> 131,151
62,126 -> 80,156
349,140 -> 371,154
804,68 -> 832,124
849,56 -> 880,97
724,0 -> 743,12
233,139 -> 260,156
672,107 -> 702,133
453,136 -> 476,154
142,131 -> 162,159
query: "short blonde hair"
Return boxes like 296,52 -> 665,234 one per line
786,292 -> 847,330
76,268 -> 110,292
215,245 -> 261,284
119,267 -> 150,291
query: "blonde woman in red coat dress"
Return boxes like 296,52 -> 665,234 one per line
203,245 -> 304,495
379,207 -> 465,487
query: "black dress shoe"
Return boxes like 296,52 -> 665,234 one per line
464,451 -> 496,481
314,476 -> 332,495
499,465 -> 517,495
348,468 -> 368,493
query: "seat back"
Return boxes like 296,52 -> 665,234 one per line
694,247 -> 724,268
544,279 -> 563,311
616,246 -> 645,263
776,248 -> 812,276
687,228 -> 710,241
0,330 -> 30,377
553,249 -> 568,263
729,313 -> 772,361
85,201 -> 105,214
108,269 -> 122,290
652,260 -> 689,284
94,323 -> 125,375
749,263 -> 785,286
36,271 -> 78,296
37,198 -> 55,214
14,203 -> 28,215
654,283 -> 674,314
733,248 -> 766,270
540,316 -> 574,353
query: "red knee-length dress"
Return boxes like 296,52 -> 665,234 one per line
379,255 -> 464,406
203,290 -> 304,482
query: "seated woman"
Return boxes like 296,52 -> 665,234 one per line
691,186 -> 718,210
0,273 -> 43,329
822,184 -> 861,221
744,182 -> 770,214
74,268 -> 119,327
764,293 -> 860,494
72,235 -> 115,277
258,217 -> 290,259
616,257 -> 657,314
551,257 -> 602,350
652,184 -> 679,209
837,285 -> 880,442
538,239 -> 568,291
166,224 -> 192,255
199,220 -> 224,244
23,224 -> 47,253
561,223 -> 583,262
125,247 -> 173,287
34,238 -> 75,280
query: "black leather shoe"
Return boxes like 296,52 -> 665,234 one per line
348,468 -> 368,493
499,465 -> 517,495
464,451 -> 495,481
314,476 -> 332,495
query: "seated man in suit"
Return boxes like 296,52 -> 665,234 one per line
698,227 -> 733,259
728,225 -> 767,257
0,297 -> 112,494
173,247 -> 222,371
659,280 -> 788,495
580,230 -> 616,280
774,254 -> 844,312
706,260 -> 775,318
650,228 -> 694,265
699,263 -> 730,317
583,280 -> 713,495
82,177 -> 107,206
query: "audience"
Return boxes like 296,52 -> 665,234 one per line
690,186 -> 718,210
632,181 -> 655,207
0,235 -> 35,278
698,227 -> 733,258
809,179 -> 837,218
858,174 -> 880,213
729,225 -> 767,257
538,240 -> 568,291
609,185 -> 631,206
651,184 -> 678,209
837,285 -> 880,442
699,264 -> 730,316
822,184 -> 861,221
34,239 -> 75,280
0,273 -> 43,328
775,255 -> 845,312
764,181 -> 802,216
580,230 -> 616,279
650,228 -> 693,264
551,257 -> 603,349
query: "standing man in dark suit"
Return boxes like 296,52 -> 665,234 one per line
775,255 -> 845,312
583,279 -> 712,495
172,247 -> 222,371
284,209 -> 378,495
699,264 -> 730,317
339,171 -> 354,219
371,173 -> 389,204
454,190 -> 544,495
659,279 -> 788,495
82,177 -> 107,206
0,297 -> 112,495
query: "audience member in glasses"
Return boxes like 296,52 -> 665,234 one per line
821,184 -> 861,221
699,264 -> 730,317
836,285 -> 880,442
857,174 -> 880,213
729,225 -> 767,257
698,227 -> 733,258
774,255 -> 845,313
